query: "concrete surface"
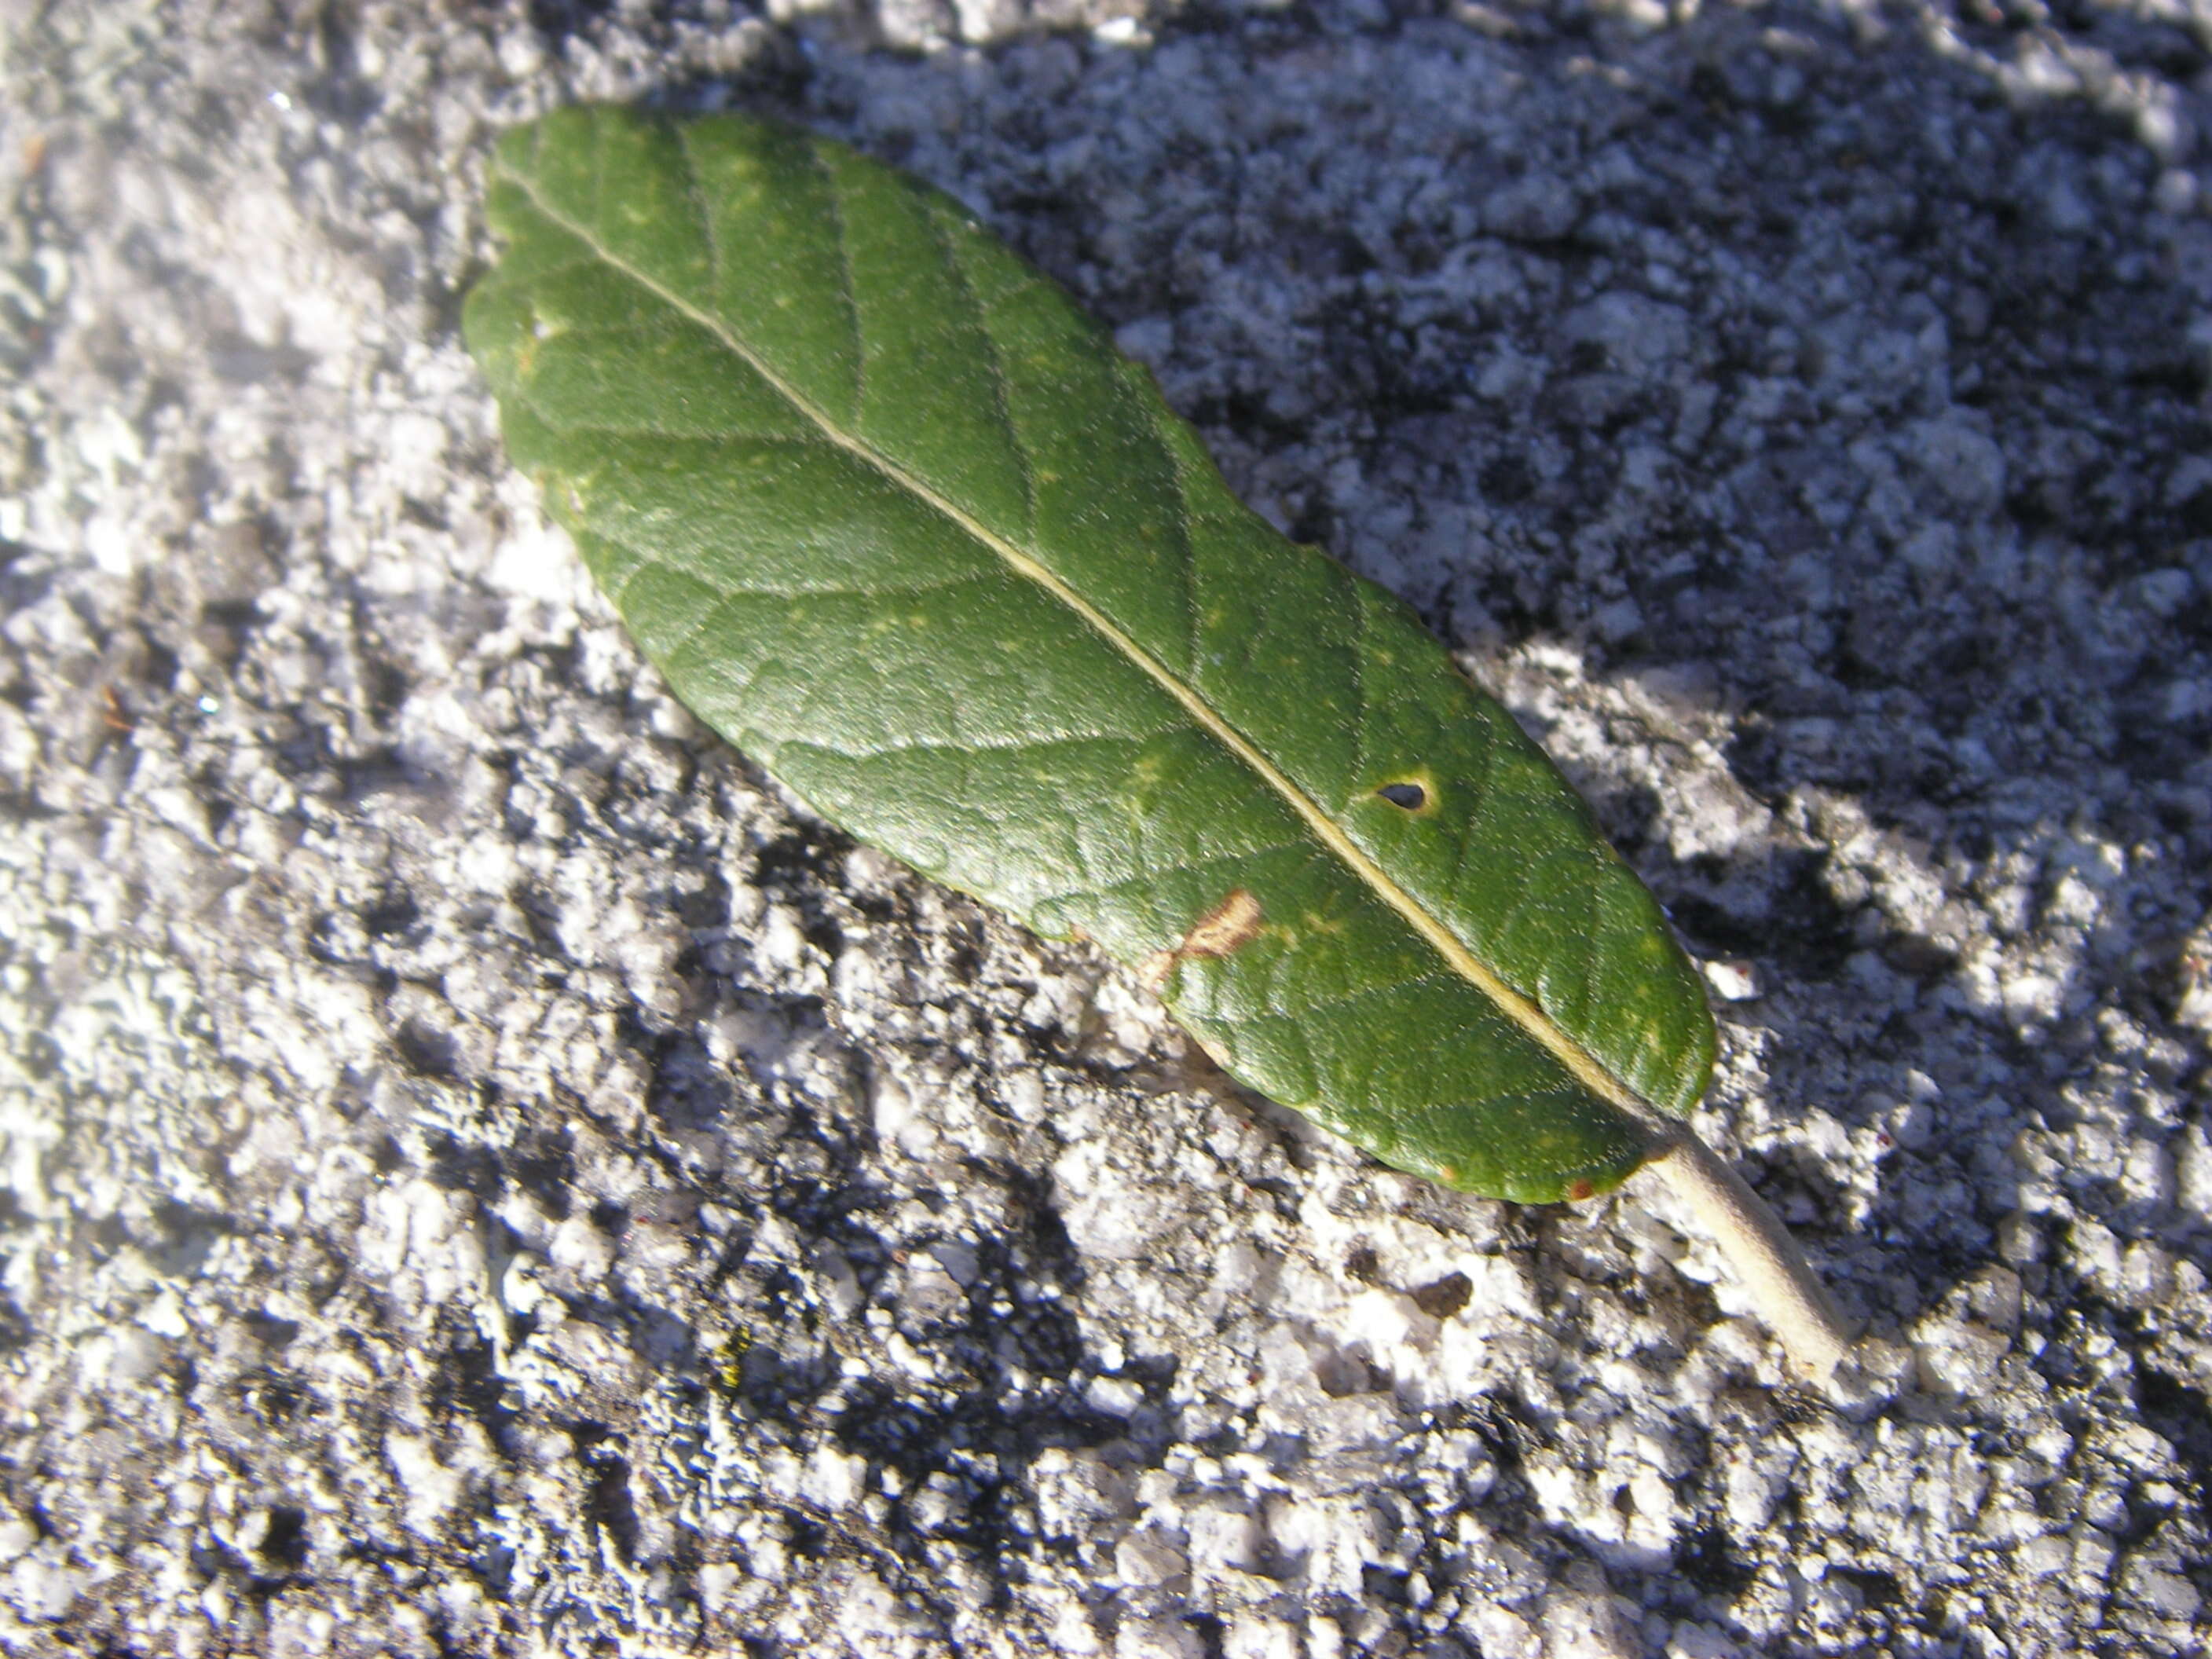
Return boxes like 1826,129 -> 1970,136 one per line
2,0 -> 2209,1654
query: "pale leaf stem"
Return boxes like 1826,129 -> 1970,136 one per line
1639,1126 -> 1856,1385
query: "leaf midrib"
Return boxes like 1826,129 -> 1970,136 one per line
502,155 -> 1664,1133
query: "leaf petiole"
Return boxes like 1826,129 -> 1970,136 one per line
1638,1124 -> 1857,1384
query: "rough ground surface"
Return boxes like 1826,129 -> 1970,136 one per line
3,1 -> 2210,1654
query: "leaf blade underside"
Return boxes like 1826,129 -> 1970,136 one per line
464,107 -> 1716,1203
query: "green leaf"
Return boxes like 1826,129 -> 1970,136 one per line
463,106 -> 1716,1205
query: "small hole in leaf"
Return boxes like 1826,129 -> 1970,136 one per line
1377,782 -> 1426,810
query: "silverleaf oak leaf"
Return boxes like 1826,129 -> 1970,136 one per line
464,108 -> 1852,1379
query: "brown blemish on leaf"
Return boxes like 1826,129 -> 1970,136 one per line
1141,889 -> 1265,994
1180,888 -> 1264,958
1567,1179 -> 1596,1202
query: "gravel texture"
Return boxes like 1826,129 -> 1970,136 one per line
3,1 -> 2210,1654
